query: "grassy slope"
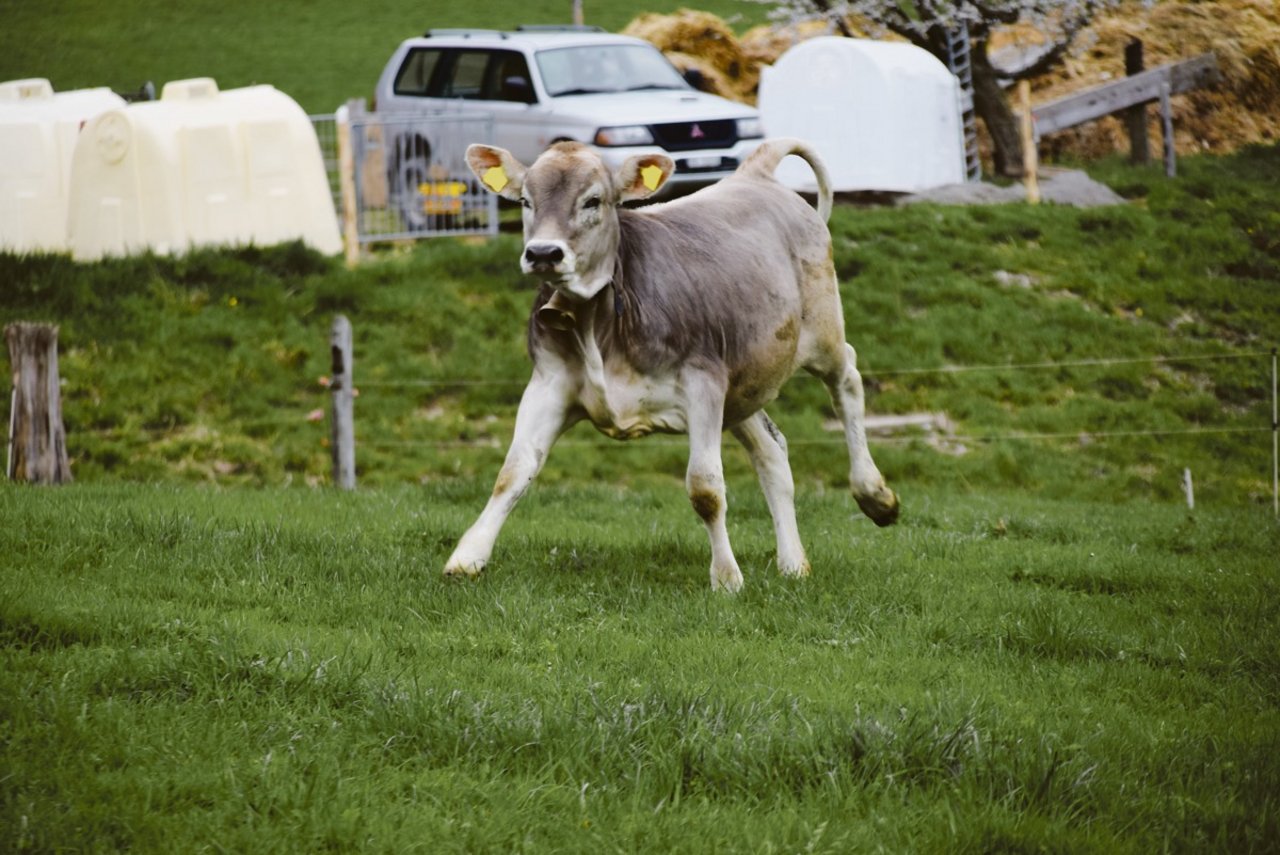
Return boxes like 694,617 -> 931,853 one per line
1,0 -> 769,114
2,481 -> 1277,852
2,146 -> 1277,506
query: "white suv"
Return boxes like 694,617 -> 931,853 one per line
373,26 -> 763,222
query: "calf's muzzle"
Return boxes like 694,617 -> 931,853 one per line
524,241 -> 565,270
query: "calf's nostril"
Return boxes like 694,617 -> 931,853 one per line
524,244 -> 564,265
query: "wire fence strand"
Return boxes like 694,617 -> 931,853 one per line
352,350 -> 1273,389
862,350 -> 1272,377
359,379 -> 527,388
355,424 -> 1270,452
68,351 -> 1276,453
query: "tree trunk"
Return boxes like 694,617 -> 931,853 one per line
971,44 -> 1024,177
5,322 -> 73,484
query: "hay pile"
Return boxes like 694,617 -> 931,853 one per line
1024,0 -> 1280,158
625,1 -> 1279,158
622,9 -> 759,102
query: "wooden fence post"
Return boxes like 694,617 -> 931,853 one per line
330,315 -> 355,490
1124,39 -> 1150,165
1159,82 -> 1177,178
1271,347 -> 1277,519
5,322 -> 72,484
337,100 -> 362,268
1018,80 -> 1040,204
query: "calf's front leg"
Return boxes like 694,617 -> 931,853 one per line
444,375 -> 573,577
683,372 -> 743,593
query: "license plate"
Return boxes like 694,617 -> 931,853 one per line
684,156 -> 722,169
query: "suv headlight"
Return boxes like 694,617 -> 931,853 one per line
736,117 -> 764,139
594,125 -> 654,147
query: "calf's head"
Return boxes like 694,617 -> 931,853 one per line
466,142 -> 674,303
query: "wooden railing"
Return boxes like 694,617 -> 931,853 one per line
1025,52 -> 1220,179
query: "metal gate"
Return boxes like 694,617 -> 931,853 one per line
312,109 -> 499,244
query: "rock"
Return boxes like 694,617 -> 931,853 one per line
898,168 -> 1126,207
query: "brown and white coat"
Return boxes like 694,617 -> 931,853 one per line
445,138 -> 898,591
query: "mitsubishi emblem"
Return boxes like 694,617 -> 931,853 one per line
690,123 -> 705,139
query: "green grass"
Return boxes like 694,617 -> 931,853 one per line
2,481 -> 1277,851
4,2 -> 1279,850
1,0 -> 771,115
2,80 -> 1279,850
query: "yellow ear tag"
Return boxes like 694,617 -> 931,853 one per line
641,164 -> 663,192
482,165 -> 509,193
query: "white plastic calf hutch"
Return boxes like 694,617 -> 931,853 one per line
0,79 -> 125,253
758,37 -> 967,193
67,78 -> 342,261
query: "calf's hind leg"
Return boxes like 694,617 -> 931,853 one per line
810,342 -> 899,526
731,411 -> 810,577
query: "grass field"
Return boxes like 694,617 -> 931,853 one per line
3,6 -> 1280,846
3,481 -> 1278,852
2,0 -> 772,115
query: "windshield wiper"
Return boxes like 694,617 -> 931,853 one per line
552,87 -> 616,97
625,83 -> 687,92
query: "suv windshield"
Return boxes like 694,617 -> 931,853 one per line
536,44 -> 689,97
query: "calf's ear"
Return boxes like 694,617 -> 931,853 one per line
615,154 -> 675,203
466,144 -> 527,202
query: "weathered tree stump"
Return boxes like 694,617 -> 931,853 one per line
5,322 -> 72,484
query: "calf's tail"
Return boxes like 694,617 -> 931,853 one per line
739,138 -> 833,222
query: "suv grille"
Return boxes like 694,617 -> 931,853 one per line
650,120 -> 736,152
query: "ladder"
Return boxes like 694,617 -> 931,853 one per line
945,24 -> 983,182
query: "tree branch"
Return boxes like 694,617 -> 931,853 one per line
990,8 -> 1093,80
808,0 -> 856,37
969,0 -> 1021,25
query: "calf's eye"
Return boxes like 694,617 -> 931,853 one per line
582,197 -> 601,210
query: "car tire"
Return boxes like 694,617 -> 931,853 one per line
391,135 -> 432,232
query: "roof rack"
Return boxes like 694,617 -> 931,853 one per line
421,25 -> 608,39
423,28 -> 508,39
515,24 -> 606,33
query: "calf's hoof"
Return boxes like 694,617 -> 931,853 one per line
856,487 -> 901,527
779,560 -> 811,579
711,564 -> 744,594
443,559 -> 485,579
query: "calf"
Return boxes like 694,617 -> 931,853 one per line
445,138 -> 898,591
